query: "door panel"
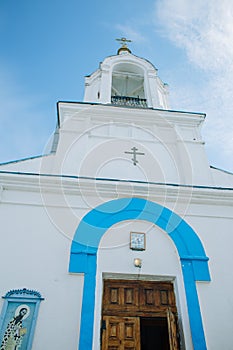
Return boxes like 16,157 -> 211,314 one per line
167,308 -> 179,350
102,316 -> 140,350
103,282 -> 139,313
103,280 -> 176,315
139,283 -> 176,312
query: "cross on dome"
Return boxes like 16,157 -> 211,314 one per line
116,37 -> 132,54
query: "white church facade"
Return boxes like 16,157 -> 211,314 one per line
0,40 -> 233,350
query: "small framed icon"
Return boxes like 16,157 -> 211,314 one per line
130,232 -> 145,251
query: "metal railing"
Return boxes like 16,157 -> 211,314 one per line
111,95 -> 147,108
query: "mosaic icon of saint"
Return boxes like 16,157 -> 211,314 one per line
0,304 -> 30,350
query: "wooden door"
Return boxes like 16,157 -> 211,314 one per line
167,308 -> 179,350
102,316 -> 140,350
102,280 -> 180,350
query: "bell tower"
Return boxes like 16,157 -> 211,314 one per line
84,38 -> 170,109
52,39 -> 212,186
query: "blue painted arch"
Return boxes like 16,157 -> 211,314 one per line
69,197 -> 210,350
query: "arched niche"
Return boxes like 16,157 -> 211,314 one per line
111,63 -> 147,107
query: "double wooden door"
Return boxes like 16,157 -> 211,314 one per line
101,279 -> 179,350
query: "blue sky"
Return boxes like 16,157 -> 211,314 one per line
1,0 -> 233,172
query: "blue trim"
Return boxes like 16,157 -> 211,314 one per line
69,197 -> 210,350
0,170 -> 232,191
210,165 -> 233,175
181,261 -> 207,349
0,153 -> 51,166
79,270 -> 96,349
57,100 -> 206,117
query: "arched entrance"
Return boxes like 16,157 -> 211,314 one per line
69,197 -> 210,350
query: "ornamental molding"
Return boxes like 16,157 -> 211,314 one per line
3,288 -> 43,300
0,172 -> 233,208
58,102 -> 205,128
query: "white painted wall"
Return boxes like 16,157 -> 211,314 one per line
184,211 -> 233,350
36,103 -> 212,186
0,191 -> 84,350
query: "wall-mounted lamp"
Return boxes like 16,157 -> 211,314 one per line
134,258 -> 142,268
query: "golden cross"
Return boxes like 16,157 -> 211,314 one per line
116,37 -> 132,47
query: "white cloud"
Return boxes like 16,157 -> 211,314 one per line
156,0 -> 233,70
155,0 -> 233,172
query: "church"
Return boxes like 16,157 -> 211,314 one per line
0,39 -> 233,350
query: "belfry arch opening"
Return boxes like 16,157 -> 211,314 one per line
111,63 -> 147,107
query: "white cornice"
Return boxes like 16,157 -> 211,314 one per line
0,172 -> 232,208
58,102 -> 205,129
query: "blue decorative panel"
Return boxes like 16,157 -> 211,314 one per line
0,288 -> 44,350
